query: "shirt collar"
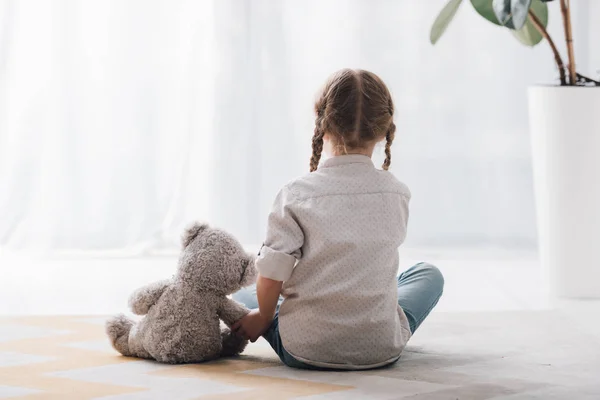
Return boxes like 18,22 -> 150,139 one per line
320,154 -> 374,169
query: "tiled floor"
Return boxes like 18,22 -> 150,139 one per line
1,250 -> 600,399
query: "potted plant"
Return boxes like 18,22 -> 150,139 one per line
430,0 -> 600,299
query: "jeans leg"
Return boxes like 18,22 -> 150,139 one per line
231,287 -> 312,368
231,285 -> 260,309
262,315 -> 319,369
397,262 -> 444,333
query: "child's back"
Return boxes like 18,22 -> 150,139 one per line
264,154 -> 412,368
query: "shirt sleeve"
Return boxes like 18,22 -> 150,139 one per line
256,186 -> 304,282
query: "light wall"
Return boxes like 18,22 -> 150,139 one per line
0,0 -> 596,253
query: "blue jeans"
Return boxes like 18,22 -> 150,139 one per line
232,262 -> 444,370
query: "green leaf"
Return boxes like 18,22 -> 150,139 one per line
511,0 -> 548,46
511,0 -> 532,29
492,0 -> 514,27
470,0 -> 547,46
491,0 -> 531,29
430,0 -> 464,45
470,0 -> 501,26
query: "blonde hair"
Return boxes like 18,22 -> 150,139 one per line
310,69 -> 396,172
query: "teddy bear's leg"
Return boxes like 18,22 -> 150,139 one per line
220,326 -> 248,357
106,314 -> 134,356
106,314 -> 136,357
106,314 -> 153,359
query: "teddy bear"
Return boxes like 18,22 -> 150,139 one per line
105,222 -> 257,363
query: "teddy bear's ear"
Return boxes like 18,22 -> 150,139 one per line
181,222 -> 209,248
239,253 -> 258,287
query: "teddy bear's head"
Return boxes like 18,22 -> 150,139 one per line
176,222 -> 257,294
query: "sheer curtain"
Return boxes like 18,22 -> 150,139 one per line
0,0 -> 596,253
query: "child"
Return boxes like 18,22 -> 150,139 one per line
231,69 -> 444,370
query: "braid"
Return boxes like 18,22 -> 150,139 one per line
310,124 -> 325,172
310,98 -> 327,172
382,122 -> 395,171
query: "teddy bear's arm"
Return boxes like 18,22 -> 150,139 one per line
218,297 -> 250,327
128,279 -> 171,315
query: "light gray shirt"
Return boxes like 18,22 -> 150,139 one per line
256,154 -> 412,369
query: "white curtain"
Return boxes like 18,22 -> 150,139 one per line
0,0 -> 596,253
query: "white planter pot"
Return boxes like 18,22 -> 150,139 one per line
528,86 -> 600,299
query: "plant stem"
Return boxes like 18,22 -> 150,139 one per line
528,10 -> 567,86
560,0 -> 577,85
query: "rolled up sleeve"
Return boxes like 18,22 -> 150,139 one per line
256,186 -> 304,282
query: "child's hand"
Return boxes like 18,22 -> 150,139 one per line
231,309 -> 272,342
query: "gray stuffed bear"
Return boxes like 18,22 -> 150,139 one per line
105,222 -> 257,363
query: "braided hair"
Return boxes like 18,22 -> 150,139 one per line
310,69 -> 395,172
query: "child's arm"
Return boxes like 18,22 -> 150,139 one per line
232,186 -> 301,341
232,274 -> 282,341
256,274 -> 283,321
